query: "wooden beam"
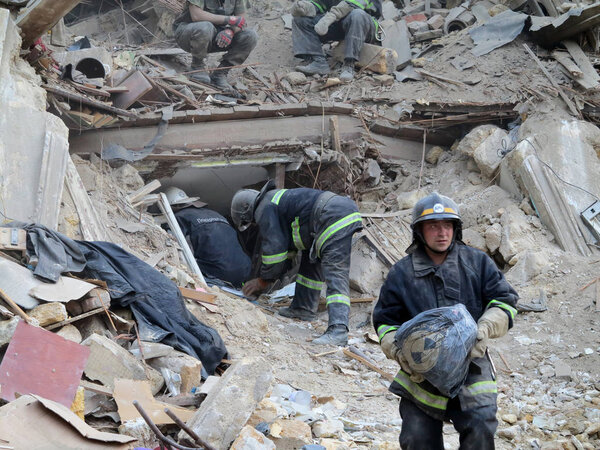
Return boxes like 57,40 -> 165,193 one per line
158,194 -> 208,288
126,180 -> 161,204
45,307 -> 104,330
16,0 -> 82,47
329,116 -> 342,152
342,348 -> 394,381
274,163 -> 286,189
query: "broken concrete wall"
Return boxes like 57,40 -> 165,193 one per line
500,113 -> 600,256
0,8 -> 69,228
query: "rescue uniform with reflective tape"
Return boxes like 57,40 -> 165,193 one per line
255,188 -> 362,328
292,0 -> 383,62
175,206 -> 251,288
372,242 -> 518,450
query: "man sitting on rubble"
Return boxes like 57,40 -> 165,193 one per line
373,192 -> 519,449
166,187 -> 251,288
230,180 -> 363,346
291,0 -> 383,82
172,0 -> 258,93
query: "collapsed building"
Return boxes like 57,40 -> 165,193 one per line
0,0 -> 600,448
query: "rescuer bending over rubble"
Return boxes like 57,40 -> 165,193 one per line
291,0 -> 383,81
372,193 -> 519,449
172,0 -> 258,93
231,181 -> 363,346
166,187 -> 251,288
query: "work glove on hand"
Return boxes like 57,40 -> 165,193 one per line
227,16 -> 246,29
314,1 -> 354,35
470,307 -> 509,359
216,28 -> 235,48
380,333 -> 425,383
242,278 -> 270,297
291,0 -> 317,17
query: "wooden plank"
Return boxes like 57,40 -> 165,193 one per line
0,287 -> 34,323
350,297 -> 376,303
126,179 -> 161,204
359,229 -> 397,267
43,85 -> 138,118
34,127 -> 69,229
329,116 -> 341,152
523,43 -> 581,118
15,0 -> 82,47
179,287 -> 217,305
45,307 -> 104,331
552,50 -> 583,78
342,347 -> 394,381
158,193 -> 208,288
0,321 -> 90,406
562,40 -> 600,89
274,163 -> 285,189
64,156 -> 107,241
111,71 -> 153,109
80,379 -> 113,396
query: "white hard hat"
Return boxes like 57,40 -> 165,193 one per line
164,186 -> 204,207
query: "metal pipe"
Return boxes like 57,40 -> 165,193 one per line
164,408 -> 217,450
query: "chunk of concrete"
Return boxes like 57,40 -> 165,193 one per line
81,334 -> 164,394
0,317 -> 19,347
56,324 -> 82,344
425,146 -> 444,164
473,128 -> 508,178
349,238 -> 387,296
147,350 -> 201,394
484,223 -> 502,253
498,205 -> 537,264
270,419 -> 312,449
506,250 -> 550,286
427,14 -> 445,30
461,228 -> 486,252
458,125 -> 501,158
178,357 -> 273,449
231,425 -> 276,450
29,302 -> 67,327
285,71 -> 307,85
365,159 -> 382,185
381,19 -> 412,70
312,419 -> 345,438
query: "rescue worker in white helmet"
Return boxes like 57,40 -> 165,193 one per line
372,192 -> 519,449
166,187 -> 251,288
230,180 -> 363,345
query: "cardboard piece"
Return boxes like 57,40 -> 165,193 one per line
113,379 -> 195,424
0,321 -> 90,406
0,394 -> 134,449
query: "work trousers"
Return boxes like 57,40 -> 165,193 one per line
399,397 -> 498,450
291,232 -> 353,329
292,8 -> 376,61
174,21 -> 258,66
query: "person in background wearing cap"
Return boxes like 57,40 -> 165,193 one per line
165,187 -> 251,288
372,192 -> 519,449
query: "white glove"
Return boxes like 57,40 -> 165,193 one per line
470,307 -> 509,359
291,0 -> 317,17
314,1 -> 354,35
380,333 -> 424,383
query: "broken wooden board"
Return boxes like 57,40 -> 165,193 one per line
110,71 -> 154,109
15,0 -> 82,47
113,379 -> 195,424
562,40 -> 600,90
0,395 -> 135,449
0,321 -> 90,406
179,287 -> 217,304
65,155 -> 107,241
331,43 -> 398,74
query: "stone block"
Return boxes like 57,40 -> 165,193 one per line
29,302 -> 67,327
407,20 -> 429,34
461,228 -> 486,252
484,223 -> 502,254
74,314 -> 110,340
427,14 -> 445,29
230,425 -> 275,450
147,350 -> 201,394
0,317 -> 19,347
312,420 -> 345,438
285,71 -> 307,85
498,205 -> 536,263
425,146 -> 444,164
473,128 -> 508,178
458,125 -> 500,158
364,159 -> 381,185
247,398 -> 282,427
56,324 -> 82,343
82,334 -> 164,394
178,357 -> 273,449
270,419 -> 312,449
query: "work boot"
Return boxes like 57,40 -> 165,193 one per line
294,55 -> 313,70
312,325 -> 348,346
339,59 -> 355,82
210,63 -> 234,92
189,57 -> 211,84
296,55 -> 330,76
277,306 -> 317,321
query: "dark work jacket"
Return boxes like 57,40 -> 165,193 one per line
372,243 -> 519,420
254,188 -> 362,280
313,0 -> 382,18
175,207 -> 251,288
